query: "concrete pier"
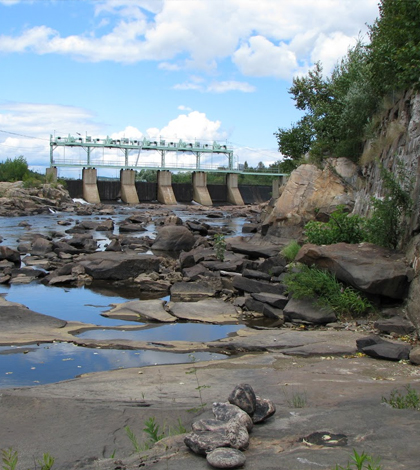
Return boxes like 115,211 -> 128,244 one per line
46,167 -> 57,183
82,168 -> 101,204
157,170 -> 177,205
120,169 -> 139,204
192,171 -> 212,206
226,173 -> 244,205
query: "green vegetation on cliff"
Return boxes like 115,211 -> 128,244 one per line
275,0 -> 420,168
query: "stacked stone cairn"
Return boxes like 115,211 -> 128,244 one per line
184,383 -> 275,468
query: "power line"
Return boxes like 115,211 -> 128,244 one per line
0,129 -> 49,141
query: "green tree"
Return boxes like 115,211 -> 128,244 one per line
0,156 -> 29,182
368,0 -> 420,95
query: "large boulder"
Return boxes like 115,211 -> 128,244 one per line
151,226 -> 195,252
262,162 -> 356,237
295,243 -> 413,299
77,252 -> 161,280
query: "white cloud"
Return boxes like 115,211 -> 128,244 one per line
174,79 -> 255,93
0,0 -> 379,78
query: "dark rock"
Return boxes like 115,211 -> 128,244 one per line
228,384 -> 256,415
182,264 -> 219,280
152,226 -> 195,252
119,223 -> 146,233
295,243 -> 413,299
30,237 -> 53,256
242,269 -> 271,281
409,347 -> 420,365
184,431 -> 230,455
252,396 -> 276,424
357,334 -> 411,361
283,298 -> 336,324
206,447 -> 246,469
170,281 -> 216,301
78,252 -> 161,280
227,237 -> 281,259
96,219 -> 114,231
105,239 -> 122,252
374,317 -> 415,335
244,297 -> 265,313
232,276 -> 283,295
212,402 -> 253,432
0,246 -> 21,264
259,255 -> 288,275
262,304 -> 284,323
251,293 -> 288,309
242,223 -> 258,234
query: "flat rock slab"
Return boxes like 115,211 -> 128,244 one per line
168,298 -> 240,324
3,353 -> 420,470
170,281 -> 216,301
102,299 -> 176,323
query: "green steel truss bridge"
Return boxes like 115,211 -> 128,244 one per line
49,134 -> 287,176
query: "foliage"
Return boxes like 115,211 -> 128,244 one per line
284,264 -> 372,318
368,0 -> 420,95
0,156 -> 29,182
274,115 -> 314,165
213,234 -> 226,262
1,448 -> 54,470
304,206 -> 367,245
186,353 -> 210,414
281,240 -> 301,262
365,161 -> 413,249
334,449 -> 382,470
382,384 -> 420,410
143,417 -> 164,444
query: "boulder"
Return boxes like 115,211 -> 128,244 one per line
252,396 -> 276,424
228,384 -> 257,415
227,237 -> 281,259
170,281 -> 216,301
0,246 -> 21,264
212,402 -> 253,432
78,252 -> 161,280
262,163 -> 356,235
409,346 -> 420,365
96,219 -> 114,231
242,268 -> 271,281
30,237 -> 53,256
152,226 -> 195,252
356,335 -> 411,361
374,317 -> 416,335
184,431 -> 231,455
206,448 -> 246,469
283,298 -> 336,324
251,293 -> 288,309
295,243 -> 413,299
262,305 -> 284,323
232,276 -> 284,295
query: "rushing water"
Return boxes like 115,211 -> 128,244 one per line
0,206 -> 247,388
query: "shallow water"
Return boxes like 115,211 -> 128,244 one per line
0,206 -> 248,388
0,342 -> 225,388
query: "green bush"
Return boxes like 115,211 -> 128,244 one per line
382,384 -> 420,410
284,264 -> 372,318
281,240 -> 301,262
305,206 -> 367,245
0,156 -> 29,182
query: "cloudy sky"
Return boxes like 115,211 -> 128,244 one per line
0,0 -> 379,178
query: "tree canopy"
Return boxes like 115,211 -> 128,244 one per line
275,0 -> 420,167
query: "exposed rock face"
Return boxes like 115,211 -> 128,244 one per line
262,162 -> 356,238
295,242 -> 413,299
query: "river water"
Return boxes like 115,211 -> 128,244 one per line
0,205 -> 248,388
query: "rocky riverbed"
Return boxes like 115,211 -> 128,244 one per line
0,183 -> 420,469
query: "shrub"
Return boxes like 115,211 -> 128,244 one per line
305,206 -> 367,245
382,384 -> 420,410
281,240 -> 301,262
284,264 -> 372,318
0,156 -> 29,182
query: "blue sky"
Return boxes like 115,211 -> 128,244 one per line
0,0 -> 379,178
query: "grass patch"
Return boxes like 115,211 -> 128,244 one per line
334,449 -> 381,470
382,384 -> 420,410
281,240 -> 301,262
284,264 -> 372,318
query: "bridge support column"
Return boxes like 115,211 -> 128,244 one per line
82,168 -> 100,204
272,175 -> 288,199
120,169 -> 139,204
157,170 -> 177,205
46,167 -> 57,183
192,171 -> 212,206
226,173 -> 244,205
